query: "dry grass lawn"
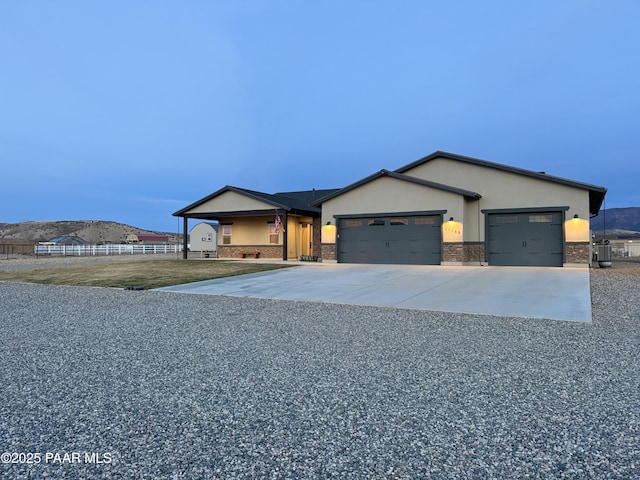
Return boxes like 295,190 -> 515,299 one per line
0,260 -> 294,289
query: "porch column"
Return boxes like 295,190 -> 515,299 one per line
182,217 -> 188,259
283,211 -> 288,260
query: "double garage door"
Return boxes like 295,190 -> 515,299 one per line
487,211 -> 563,267
338,215 -> 442,265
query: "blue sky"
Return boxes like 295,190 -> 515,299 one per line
2,1 -> 639,233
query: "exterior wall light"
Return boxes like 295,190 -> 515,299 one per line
443,218 -> 463,243
565,214 -> 589,242
321,222 -> 337,243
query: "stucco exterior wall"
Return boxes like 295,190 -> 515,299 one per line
217,214 -> 314,260
463,198 -> 483,242
321,176 -> 465,226
218,216 -> 281,245
404,157 -> 592,229
187,191 -> 274,215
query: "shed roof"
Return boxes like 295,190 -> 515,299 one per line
134,234 -> 169,241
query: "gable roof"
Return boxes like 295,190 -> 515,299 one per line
133,234 -> 169,242
173,186 -> 340,217
312,169 -> 482,206
274,189 -> 342,208
395,151 -> 607,214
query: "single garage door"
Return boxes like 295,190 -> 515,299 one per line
487,212 -> 563,266
338,215 -> 442,264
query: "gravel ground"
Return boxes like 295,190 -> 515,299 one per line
1,261 -> 639,479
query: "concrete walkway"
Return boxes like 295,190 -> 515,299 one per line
158,263 -> 592,322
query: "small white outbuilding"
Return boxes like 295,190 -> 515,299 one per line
190,222 -> 218,253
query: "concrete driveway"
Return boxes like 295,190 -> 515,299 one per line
158,263 -> 592,322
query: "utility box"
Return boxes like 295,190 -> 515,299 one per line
596,244 -> 612,267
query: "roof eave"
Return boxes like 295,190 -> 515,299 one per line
590,188 -> 608,215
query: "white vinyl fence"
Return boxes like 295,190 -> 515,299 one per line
611,241 -> 640,258
35,244 -> 183,256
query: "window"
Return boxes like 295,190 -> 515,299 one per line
268,223 -> 279,244
221,225 -> 232,245
414,217 -> 435,225
368,219 -> 385,226
529,214 -> 553,223
342,219 -> 363,228
494,215 -> 519,224
390,218 -> 408,226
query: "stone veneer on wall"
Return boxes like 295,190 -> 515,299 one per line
565,242 -> 590,264
217,245 -> 284,259
442,243 -> 485,264
463,243 -> 485,264
442,243 -> 463,263
312,220 -> 322,258
321,243 -> 336,262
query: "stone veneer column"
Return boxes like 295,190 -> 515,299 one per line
442,243 -> 463,263
321,243 -> 336,262
443,242 -> 486,265
312,219 -> 322,257
565,242 -> 590,265
463,243 -> 486,264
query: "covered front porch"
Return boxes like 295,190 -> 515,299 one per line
173,185 -> 335,261
177,212 -> 320,261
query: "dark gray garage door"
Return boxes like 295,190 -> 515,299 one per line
338,215 -> 442,264
487,212 -> 563,266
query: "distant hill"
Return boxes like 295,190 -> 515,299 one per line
591,207 -> 640,236
0,220 -> 183,244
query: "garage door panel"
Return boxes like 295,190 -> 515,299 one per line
338,215 -> 441,265
488,212 -> 563,267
